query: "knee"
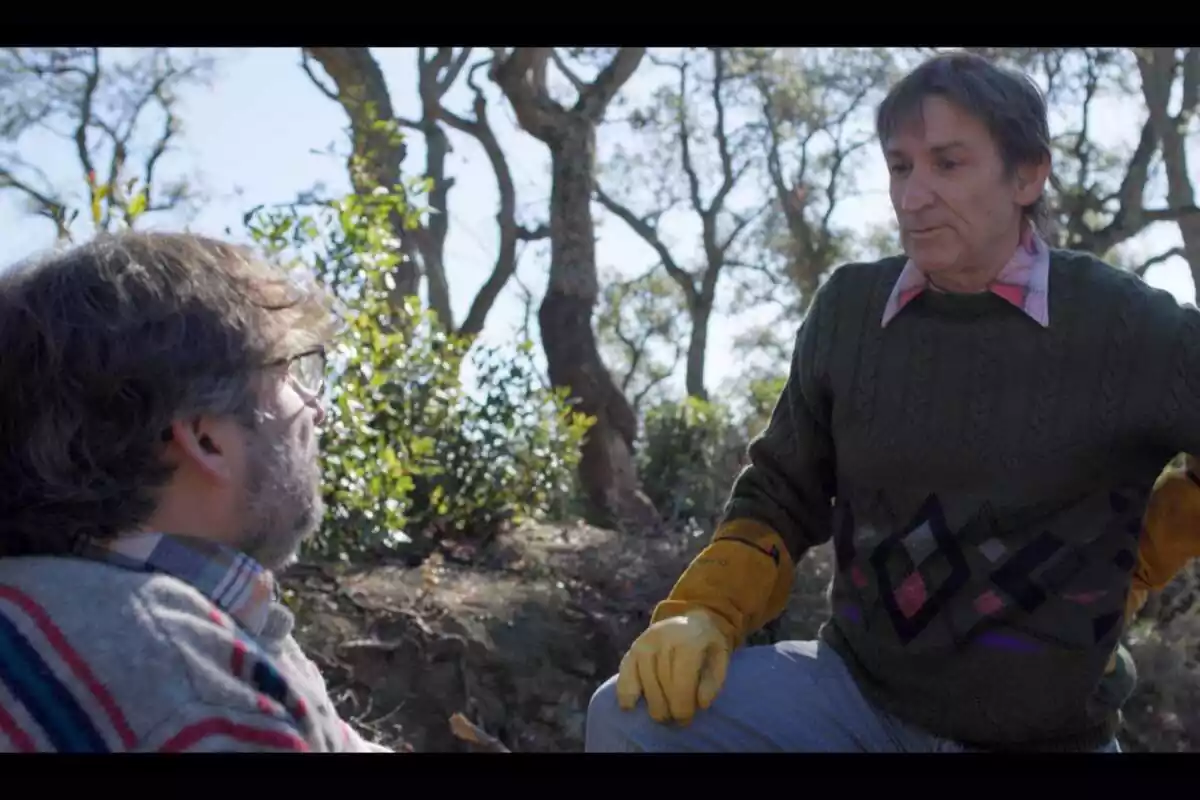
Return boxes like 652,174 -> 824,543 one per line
588,674 -> 620,719
584,674 -> 631,752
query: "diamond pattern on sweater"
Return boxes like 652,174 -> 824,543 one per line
979,538 -> 1007,563
869,495 -> 972,644
989,532 -> 1065,613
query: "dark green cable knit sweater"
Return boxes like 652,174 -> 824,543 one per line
724,248 -> 1200,752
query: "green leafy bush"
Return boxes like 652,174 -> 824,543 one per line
734,374 -> 785,442
636,396 -> 747,531
246,178 -> 593,561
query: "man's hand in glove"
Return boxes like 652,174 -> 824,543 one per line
615,609 -> 733,725
611,520 -> 795,726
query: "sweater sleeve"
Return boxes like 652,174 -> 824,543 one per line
720,268 -> 842,563
1159,301 -> 1200,456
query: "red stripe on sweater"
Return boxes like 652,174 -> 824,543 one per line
231,637 -> 247,678
0,585 -> 137,748
0,704 -> 36,752
159,718 -> 310,752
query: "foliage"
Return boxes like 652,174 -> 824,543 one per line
245,167 -> 593,561
635,361 -> 789,532
636,395 -> 747,532
739,373 -> 788,442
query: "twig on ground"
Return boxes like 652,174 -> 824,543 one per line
449,712 -> 512,753
338,638 -> 407,653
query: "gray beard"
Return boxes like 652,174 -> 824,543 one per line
236,428 -> 323,572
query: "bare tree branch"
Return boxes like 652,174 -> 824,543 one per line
74,48 -> 101,209
595,48 -> 761,399
125,94 -> 175,226
706,48 -> 738,219
417,53 -> 548,337
490,48 -> 561,141
595,185 -> 697,305
631,367 -> 675,414
519,224 -> 550,240
1138,47 -> 1200,289
0,166 -> 70,239
675,58 -> 705,221
719,197 -> 773,255
747,50 -> 892,314
439,48 -> 473,95
550,48 -> 588,96
1180,48 -> 1200,120
577,48 -> 645,123
1134,246 -> 1186,276
300,50 -> 340,103
0,47 -> 211,240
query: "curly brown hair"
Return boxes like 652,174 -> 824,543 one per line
0,231 -> 336,557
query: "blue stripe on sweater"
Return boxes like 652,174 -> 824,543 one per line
252,659 -> 290,709
0,611 -> 109,752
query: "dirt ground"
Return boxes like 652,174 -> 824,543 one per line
282,521 -> 1196,752
282,520 -> 716,751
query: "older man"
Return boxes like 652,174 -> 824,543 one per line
0,232 -> 390,752
585,51 -> 1200,753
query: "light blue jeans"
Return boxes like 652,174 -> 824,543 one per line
585,639 -> 1121,753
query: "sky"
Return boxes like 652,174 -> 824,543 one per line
1,47 -> 1196,401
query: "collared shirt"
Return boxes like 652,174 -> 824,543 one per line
880,224 -> 1051,328
77,531 -> 278,637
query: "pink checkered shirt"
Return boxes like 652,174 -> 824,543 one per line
880,225 -> 1051,328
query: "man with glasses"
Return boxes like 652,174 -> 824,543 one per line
0,232 -> 390,752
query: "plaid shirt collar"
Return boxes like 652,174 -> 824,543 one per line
881,224 -> 1051,328
75,531 -> 279,636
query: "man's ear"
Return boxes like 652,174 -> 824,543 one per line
1015,156 -> 1051,207
163,416 -> 236,483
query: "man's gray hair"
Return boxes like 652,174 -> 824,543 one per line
876,51 -> 1054,230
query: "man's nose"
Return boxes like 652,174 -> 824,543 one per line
309,395 -> 327,427
292,378 -> 327,426
900,174 -> 935,213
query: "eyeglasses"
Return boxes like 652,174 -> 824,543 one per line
280,346 -> 327,397
160,346 -> 328,444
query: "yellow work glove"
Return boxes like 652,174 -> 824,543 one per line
1130,455 -> 1200,596
615,608 -> 732,725
615,519 -> 795,725
1105,456 -> 1200,674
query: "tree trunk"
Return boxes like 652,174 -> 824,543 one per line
491,47 -> 655,529
542,121 -> 657,530
1138,48 -> 1200,292
303,47 -> 420,301
685,301 -> 710,400
419,117 -> 454,329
